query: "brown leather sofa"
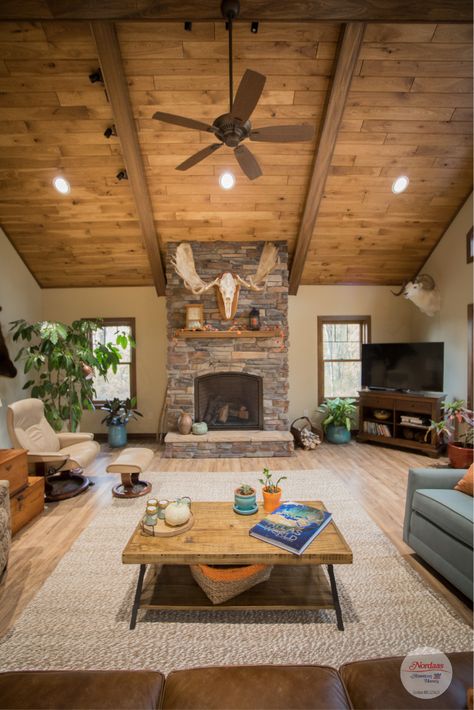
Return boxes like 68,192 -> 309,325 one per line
0,653 -> 471,710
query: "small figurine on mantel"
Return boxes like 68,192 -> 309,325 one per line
249,307 -> 260,331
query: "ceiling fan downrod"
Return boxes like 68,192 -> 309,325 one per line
221,0 -> 240,113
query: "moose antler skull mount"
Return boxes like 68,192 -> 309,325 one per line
172,242 -> 279,320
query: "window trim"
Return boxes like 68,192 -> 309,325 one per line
317,315 -> 371,404
89,317 -> 137,406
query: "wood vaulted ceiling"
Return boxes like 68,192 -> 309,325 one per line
0,18 -> 471,289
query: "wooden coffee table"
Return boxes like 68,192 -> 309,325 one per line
122,501 -> 352,631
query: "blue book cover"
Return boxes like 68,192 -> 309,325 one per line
249,501 -> 332,556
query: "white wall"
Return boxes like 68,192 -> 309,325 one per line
410,193 -> 473,401
0,228 -> 42,447
42,287 -> 167,435
288,286 -> 413,422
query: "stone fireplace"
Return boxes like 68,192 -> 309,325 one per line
164,241 -> 293,457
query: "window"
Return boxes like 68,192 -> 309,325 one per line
318,316 -> 371,403
91,318 -> 136,405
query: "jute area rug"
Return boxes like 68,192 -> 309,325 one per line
0,468 -> 471,673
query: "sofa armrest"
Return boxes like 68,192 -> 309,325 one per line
27,452 -> 70,465
56,432 -> 94,448
403,467 -> 466,543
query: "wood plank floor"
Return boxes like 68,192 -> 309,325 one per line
0,439 -> 471,639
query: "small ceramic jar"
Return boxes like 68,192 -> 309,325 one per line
192,421 -> 208,435
157,500 -> 170,520
144,498 -> 159,526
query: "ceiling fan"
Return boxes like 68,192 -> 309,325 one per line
152,0 -> 315,180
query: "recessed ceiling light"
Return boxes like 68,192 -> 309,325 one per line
392,175 -> 409,194
53,176 -> 70,194
219,172 -> 235,190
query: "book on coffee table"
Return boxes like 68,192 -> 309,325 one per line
249,501 -> 332,555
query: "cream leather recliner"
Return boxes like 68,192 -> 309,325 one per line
7,398 -> 100,500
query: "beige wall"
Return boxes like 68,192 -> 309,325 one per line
0,228 -> 42,447
288,286 -> 413,423
410,193 -> 473,402
42,287 -> 167,435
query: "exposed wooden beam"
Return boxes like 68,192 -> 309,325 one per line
0,0 -> 472,21
289,22 -> 365,296
90,21 -> 166,297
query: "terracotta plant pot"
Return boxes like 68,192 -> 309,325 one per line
448,441 -> 474,469
262,487 -> 282,513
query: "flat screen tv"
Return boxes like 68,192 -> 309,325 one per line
361,342 -> 444,393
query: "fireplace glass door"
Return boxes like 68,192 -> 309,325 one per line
195,373 -> 263,430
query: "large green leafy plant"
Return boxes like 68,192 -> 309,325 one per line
319,397 -> 357,431
426,399 -> 474,448
10,319 -> 134,432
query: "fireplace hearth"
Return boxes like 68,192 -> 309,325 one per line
195,372 -> 263,430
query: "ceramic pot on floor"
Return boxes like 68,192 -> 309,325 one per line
108,423 -> 127,447
326,424 -> 351,444
448,442 -> 474,469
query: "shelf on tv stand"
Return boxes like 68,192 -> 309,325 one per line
357,389 -> 445,458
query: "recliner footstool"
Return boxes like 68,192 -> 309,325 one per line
106,447 -> 154,498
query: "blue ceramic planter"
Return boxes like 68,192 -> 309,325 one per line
234,489 -> 257,514
108,423 -> 127,447
326,424 -> 351,444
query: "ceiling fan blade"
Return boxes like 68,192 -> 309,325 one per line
231,69 -> 266,123
234,144 -> 262,181
153,111 -> 217,134
250,124 -> 315,142
176,143 -> 222,171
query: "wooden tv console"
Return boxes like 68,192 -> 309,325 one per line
357,390 -> 445,458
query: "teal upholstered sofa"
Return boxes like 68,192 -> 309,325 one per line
404,468 -> 473,600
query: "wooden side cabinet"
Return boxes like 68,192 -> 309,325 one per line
357,390 -> 445,458
0,449 -> 44,534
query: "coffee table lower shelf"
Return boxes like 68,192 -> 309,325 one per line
130,563 -> 344,631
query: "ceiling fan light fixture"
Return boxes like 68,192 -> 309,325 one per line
392,175 -> 409,194
52,176 -> 70,194
219,171 -> 235,189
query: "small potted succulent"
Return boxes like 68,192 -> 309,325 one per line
259,468 -> 287,513
101,397 -> 143,447
319,397 -> 356,444
425,399 -> 474,468
234,483 -> 257,515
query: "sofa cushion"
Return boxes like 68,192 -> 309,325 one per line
412,489 -> 473,546
0,670 -> 164,710
162,665 -> 351,709
340,652 -> 474,709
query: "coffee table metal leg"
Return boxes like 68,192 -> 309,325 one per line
130,564 -> 146,630
327,564 -> 344,631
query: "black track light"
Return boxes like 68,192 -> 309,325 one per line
184,21 -> 192,31
116,169 -> 128,181
89,68 -> 103,84
251,21 -> 259,33
104,125 -> 117,139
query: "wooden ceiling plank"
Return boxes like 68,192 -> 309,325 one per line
90,20 -> 166,296
0,1 -> 471,22
289,22 -> 366,295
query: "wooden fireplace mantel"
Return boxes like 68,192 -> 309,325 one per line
175,329 -> 282,339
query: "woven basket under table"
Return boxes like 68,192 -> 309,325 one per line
190,563 -> 273,604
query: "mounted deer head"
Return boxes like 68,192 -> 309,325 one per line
172,243 -> 279,320
392,273 -> 441,317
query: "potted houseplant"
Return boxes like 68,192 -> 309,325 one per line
319,397 -> 356,444
259,468 -> 287,513
234,483 -> 257,515
10,319 -> 134,432
425,399 -> 474,469
101,397 -> 143,447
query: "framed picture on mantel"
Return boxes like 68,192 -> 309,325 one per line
185,303 -> 204,330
